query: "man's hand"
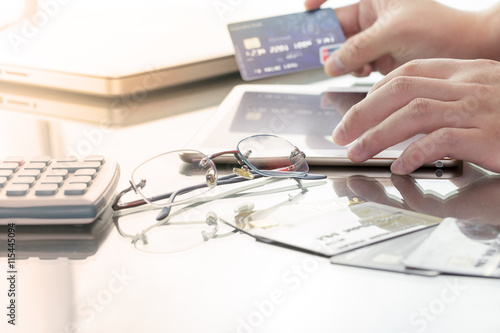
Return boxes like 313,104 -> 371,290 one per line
305,0 -> 490,77
331,59 -> 500,174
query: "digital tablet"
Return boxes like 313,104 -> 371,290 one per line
187,84 -> 459,167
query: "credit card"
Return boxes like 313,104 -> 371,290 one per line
227,8 -> 345,80
330,227 -> 440,276
404,218 -> 500,278
220,193 -> 442,257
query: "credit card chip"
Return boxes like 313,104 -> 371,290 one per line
243,37 -> 262,50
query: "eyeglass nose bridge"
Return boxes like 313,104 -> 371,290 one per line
232,165 -> 255,180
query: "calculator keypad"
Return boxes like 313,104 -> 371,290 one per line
0,156 -> 106,197
0,155 -> 120,225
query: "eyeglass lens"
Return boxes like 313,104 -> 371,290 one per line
237,135 -> 309,177
131,149 -> 217,207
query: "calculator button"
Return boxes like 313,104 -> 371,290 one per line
46,169 -> 69,179
0,177 -> 7,188
0,170 -> 13,179
3,156 -> 25,166
18,170 -> 41,179
0,163 -> 19,172
74,169 -> 97,178
55,156 -> 78,163
35,184 -> 58,196
84,155 -> 105,165
24,162 -> 47,172
53,162 -> 101,173
64,183 -> 88,195
13,176 -> 36,187
30,156 -> 52,165
70,176 -> 92,185
40,176 -> 64,187
6,184 -> 30,196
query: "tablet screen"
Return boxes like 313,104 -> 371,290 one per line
188,84 -> 457,167
230,91 -> 364,138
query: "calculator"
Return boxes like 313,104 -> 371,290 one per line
0,155 -> 120,225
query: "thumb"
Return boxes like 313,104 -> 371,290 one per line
325,19 -> 391,76
304,0 -> 328,10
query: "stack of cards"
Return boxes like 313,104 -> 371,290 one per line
403,218 -> 500,278
228,8 -> 345,80
332,217 -> 500,278
330,227 -> 440,276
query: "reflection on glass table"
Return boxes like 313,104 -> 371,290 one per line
114,177 -> 326,254
0,204 -> 114,260
330,165 -> 500,225
327,164 -> 500,277
0,65 -> 332,128
0,78 -> 236,128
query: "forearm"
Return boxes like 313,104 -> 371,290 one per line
433,2 -> 500,61
476,3 -> 500,61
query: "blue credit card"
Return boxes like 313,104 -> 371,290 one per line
227,8 -> 345,80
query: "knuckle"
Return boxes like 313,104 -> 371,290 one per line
365,127 -> 384,149
400,59 -> 425,75
388,76 -> 413,97
462,84 -> 496,113
435,128 -> 459,149
470,58 -> 498,68
406,149 -> 426,168
342,36 -> 368,64
345,35 -> 364,52
458,59 -> 500,84
408,98 -> 432,121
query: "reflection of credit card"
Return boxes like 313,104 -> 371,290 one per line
227,8 -> 345,80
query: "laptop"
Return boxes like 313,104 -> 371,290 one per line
0,0 -> 347,96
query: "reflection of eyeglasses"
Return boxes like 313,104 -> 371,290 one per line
111,134 -> 326,220
114,176 -> 327,254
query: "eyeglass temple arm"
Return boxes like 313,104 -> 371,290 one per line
153,170 -> 323,220
155,173 -> 267,221
112,179 -> 180,211
112,180 -> 148,211
206,150 -> 241,160
181,150 -> 243,164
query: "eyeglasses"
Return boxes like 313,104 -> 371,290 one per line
111,134 -> 326,221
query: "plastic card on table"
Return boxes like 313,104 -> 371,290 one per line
216,179 -> 442,257
404,217 -> 500,278
330,227 -> 440,276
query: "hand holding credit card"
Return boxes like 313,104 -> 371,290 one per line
227,8 -> 345,80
